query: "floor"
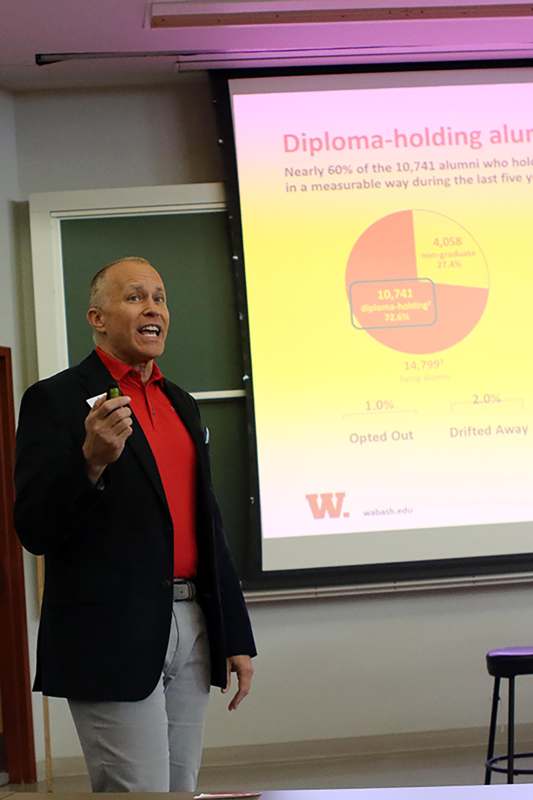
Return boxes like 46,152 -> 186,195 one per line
3,743 -> 533,793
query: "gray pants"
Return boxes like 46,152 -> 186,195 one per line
69,601 -> 211,792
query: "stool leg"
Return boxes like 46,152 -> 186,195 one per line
485,676 -> 500,784
507,677 -> 515,784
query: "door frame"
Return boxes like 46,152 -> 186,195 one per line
0,346 -> 36,783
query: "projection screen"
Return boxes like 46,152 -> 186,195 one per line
228,67 -> 533,573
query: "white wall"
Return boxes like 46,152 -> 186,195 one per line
209,584 -> 533,746
15,78 -> 223,194
6,75 -> 533,772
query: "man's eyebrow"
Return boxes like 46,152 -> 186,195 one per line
124,283 -> 165,292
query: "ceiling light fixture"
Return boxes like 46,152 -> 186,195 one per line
149,0 -> 533,27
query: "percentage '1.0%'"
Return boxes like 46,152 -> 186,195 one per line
366,400 -> 394,411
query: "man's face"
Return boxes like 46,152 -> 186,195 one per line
89,260 -> 170,365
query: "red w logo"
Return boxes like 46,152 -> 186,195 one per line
305,492 -> 347,519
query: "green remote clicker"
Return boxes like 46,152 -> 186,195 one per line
106,384 -> 121,400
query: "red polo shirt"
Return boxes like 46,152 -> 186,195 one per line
96,347 -> 197,578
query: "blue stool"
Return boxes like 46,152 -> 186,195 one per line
485,647 -> 533,784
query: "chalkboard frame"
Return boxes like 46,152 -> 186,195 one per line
28,184 -> 228,380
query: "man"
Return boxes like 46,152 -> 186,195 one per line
14,256 -> 256,792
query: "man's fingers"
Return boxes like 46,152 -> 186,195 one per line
113,420 -> 133,438
228,678 -> 251,711
87,402 -> 132,435
228,691 -> 243,711
83,393 -> 134,471
91,395 -> 131,419
109,408 -> 133,429
225,656 -> 254,711
228,672 -> 252,711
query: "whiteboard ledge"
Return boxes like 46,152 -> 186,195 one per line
191,389 -> 246,400
244,570 -> 533,602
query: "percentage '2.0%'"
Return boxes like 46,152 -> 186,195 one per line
473,393 -> 501,404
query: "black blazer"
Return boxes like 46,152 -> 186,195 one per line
14,351 -> 256,701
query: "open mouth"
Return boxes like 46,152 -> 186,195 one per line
138,324 -> 162,339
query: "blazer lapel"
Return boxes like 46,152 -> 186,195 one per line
161,379 -> 205,452
125,419 -> 168,511
75,351 -> 168,512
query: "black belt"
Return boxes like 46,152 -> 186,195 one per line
173,578 -> 196,602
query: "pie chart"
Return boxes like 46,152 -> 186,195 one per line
345,210 -> 489,354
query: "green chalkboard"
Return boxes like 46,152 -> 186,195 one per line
60,212 -> 250,575
198,398 -> 250,574
61,213 -> 243,392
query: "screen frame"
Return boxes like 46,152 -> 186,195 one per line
211,58 -> 533,591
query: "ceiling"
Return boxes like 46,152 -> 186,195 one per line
1,0 -> 533,91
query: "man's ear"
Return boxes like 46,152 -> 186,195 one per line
87,306 -> 106,335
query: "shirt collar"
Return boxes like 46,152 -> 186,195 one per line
95,346 -> 164,386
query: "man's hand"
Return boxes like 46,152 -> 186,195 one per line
82,395 -> 133,484
222,655 -> 254,711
